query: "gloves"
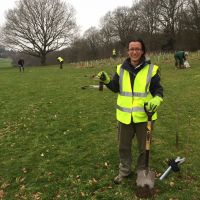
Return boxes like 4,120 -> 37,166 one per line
97,71 -> 110,84
147,96 -> 163,112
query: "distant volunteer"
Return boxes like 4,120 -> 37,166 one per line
18,59 -> 25,72
57,56 -> 64,69
174,51 -> 189,69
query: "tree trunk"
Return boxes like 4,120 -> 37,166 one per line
40,54 -> 46,66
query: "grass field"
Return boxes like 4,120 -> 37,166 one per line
0,55 -> 200,200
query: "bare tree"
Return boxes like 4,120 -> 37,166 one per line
186,0 -> 200,47
157,0 -> 184,50
136,0 -> 160,50
101,6 -> 139,48
83,27 -> 101,59
2,0 -> 77,65
99,12 -> 116,47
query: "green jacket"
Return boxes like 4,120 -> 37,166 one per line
174,51 -> 186,60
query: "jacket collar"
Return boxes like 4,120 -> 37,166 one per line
121,57 -> 147,74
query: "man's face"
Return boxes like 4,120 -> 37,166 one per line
128,41 -> 144,64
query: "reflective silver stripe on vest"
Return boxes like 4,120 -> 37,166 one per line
120,92 -> 133,97
119,64 -> 154,97
119,68 -> 133,96
119,67 -> 124,94
145,64 -> 154,92
120,91 -> 148,97
133,91 -> 148,97
116,105 -> 144,113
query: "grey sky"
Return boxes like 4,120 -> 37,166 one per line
0,0 -> 134,33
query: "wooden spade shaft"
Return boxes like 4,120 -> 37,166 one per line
145,120 -> 152,168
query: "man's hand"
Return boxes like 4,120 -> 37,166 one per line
147,96 -> 163,112
97,71 -> 110,84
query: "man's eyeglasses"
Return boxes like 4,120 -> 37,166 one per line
128,48 -> 142,52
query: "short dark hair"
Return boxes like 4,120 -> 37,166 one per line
128,38 -> 146,56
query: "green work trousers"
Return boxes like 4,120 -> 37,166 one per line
117,121 -> 153,176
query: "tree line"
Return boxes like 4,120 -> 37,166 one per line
1,0 -> 200,65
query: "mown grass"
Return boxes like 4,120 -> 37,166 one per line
0,54 -> 200,200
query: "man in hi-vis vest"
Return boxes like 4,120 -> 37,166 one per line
57,56 -> 64,69
97,38 -> 163,184
112,48 -> 117,59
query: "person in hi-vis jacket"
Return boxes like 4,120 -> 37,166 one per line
97,38 -> 163,184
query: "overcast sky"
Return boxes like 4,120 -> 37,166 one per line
0,0 -> 134,34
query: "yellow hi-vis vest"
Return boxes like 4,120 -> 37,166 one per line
116,63 -> 159,124
57,57 -> 64,62
112,49 -> 116,56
